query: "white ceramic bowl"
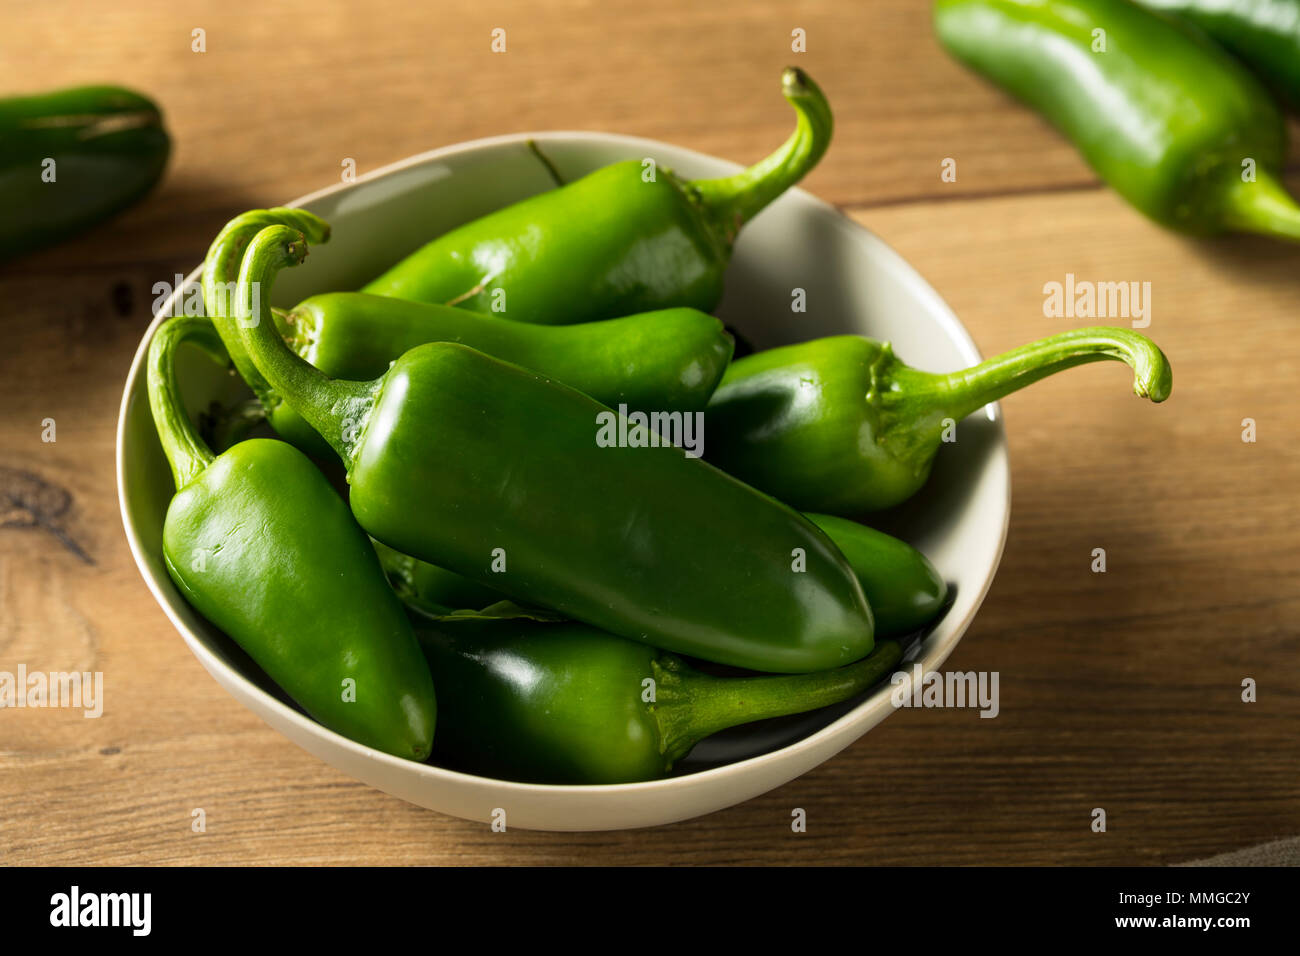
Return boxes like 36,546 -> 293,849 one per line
117,132 -> 1010,831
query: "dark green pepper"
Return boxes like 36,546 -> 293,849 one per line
706,328 -> 1172,514
806,514 -> 946,636
1136,0 -> 1300,110
415,611 -> 903,784
935,0 -> 1300,240
148,315 -> 435,760
0,85 -> 170,261
202,210 -> 733,456
360,67 -> 833,321
388,512 -> 947,638
235,225 -> 875,673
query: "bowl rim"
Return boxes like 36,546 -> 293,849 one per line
116,129 -> 1010,800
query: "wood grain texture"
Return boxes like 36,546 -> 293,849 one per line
1,0 -> 1296,866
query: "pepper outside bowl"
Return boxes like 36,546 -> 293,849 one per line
117,133 -> 1010,832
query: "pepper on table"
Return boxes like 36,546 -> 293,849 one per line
234,224 -> 876,674
1134,0 -> 1300,109
147,315 -> 435,760
360,66 -> 834,322
934,0 -> 1300,240
415,609 -> 905,785
705,327 -> 1172,514
0,85 -> 170,262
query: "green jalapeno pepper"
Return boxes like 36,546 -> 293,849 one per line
934,0 -> 1300,240
805,514 -> 947,636
415,610 -> 903,785
202,210 -> 733,456
387,513 -> 947,638
234,225 -> 875,673
0,85 -> 170,261
705,328 -> 1173,514
148,315 -> 436,760
359,67 -> 833,321
279,294 -> 733,411
1135,0 -> 1300,110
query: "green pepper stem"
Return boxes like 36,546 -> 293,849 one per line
688,67 -> 833,243
201,208 -> 331,405
1219,171 -> 1300,242
653,640 -> 903,767
234,225 -> 375,462
146,316 -> 226,489
891,325 -> 1172,423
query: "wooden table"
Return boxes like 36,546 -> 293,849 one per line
2,0 -> 1296,866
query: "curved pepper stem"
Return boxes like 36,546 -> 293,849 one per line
653,640 -> 903,767
872,326 -> 1172,471
1219,172 -> 1300,242
201,208 -> 331,405
233,224 -> 374,462
146,316 -> 226,489
917,326 -> 1172,414
688,67 -> 833,243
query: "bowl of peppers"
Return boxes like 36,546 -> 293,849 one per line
117,69 -> 1171,830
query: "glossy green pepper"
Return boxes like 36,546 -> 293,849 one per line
706,328 -> 1173,514
1136,0 -> 1300,110
147,315 -> 435,760
0,85 -> 170,261
806,514 -> 946,636
279,294 -> 733,411
202,210 -> 733,456
388,512 -> 947,638
164,437 -> 517,623
416,611 -> 903,785
360,67 -> 833,321
235,225 -> 875,673
935,0 -> 1300,240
